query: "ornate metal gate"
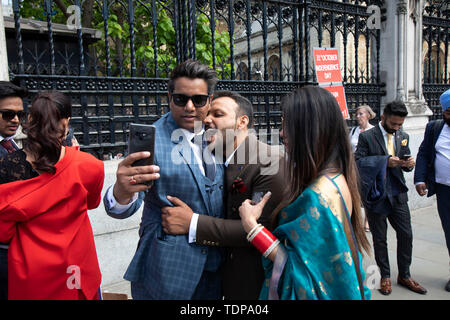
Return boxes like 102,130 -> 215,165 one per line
422,0 -> 450,120
8,0 -> 384,158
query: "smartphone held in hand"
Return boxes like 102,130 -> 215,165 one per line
399,153 -> 411,160
128,123 -> 156,185
251,192 -> 265,204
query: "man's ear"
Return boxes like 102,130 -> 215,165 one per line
237,115 -> 249,130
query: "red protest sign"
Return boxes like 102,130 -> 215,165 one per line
321,85 -> 349,119
313,48 -> 342,84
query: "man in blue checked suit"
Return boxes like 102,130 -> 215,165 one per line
103,60 -> 225,300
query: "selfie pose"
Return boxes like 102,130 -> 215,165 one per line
103,60 -> 226,300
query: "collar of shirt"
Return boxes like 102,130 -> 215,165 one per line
224,140 -> 246,167
0,133 -> 16,142
179,127 -> 204,143
378,121 -> 393,137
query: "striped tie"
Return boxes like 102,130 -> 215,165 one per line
0,139 -> 15,153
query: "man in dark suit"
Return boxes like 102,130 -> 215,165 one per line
0,81 -> 27,157
355,100 -> 427,296
161,91 -> 286,299
414,88 -> 450,292
0,81 -> 27,300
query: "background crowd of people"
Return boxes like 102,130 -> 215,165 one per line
0,60 -> 448,300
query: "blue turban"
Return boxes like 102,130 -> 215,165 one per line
440,88 -> 450,111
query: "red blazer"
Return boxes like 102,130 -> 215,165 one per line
0,147 -> 104,300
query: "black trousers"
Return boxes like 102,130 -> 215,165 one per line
366,195 -> 413,279
435,183 -> 450,256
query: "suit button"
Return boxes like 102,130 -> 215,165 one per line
201,249 -> 207,254
230,253 -> 233,259
232,208 -> 236,212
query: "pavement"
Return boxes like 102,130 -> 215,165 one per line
101,201 -> 449,300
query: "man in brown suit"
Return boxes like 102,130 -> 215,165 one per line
161,91 -> 286,299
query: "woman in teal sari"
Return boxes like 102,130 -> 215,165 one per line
239,86 -> 372,300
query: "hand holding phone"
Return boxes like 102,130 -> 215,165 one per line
400,153 -> 411,160
128,123 -> 156,186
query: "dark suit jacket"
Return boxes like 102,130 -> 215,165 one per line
414,120 -> 445,197
0,139 -> 19,247
355,125 -> 412,212
195,134 -> 286,299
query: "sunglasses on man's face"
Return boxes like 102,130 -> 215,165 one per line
0,110 -> 26,122
171,94 -> 210,108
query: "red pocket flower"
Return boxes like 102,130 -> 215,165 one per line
231,177 -> 247,194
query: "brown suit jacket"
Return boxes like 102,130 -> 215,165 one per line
196,134 -> 287,299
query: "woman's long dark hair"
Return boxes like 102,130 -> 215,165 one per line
22,91 -> 72,174
274,86 -> 370,255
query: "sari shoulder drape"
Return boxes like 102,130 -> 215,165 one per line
260,176 -> 371,300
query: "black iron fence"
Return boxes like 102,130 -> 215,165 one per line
422,0 -> 450,120
8,0 -> 385,159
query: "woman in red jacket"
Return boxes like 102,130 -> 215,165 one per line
0,91 -> 104,300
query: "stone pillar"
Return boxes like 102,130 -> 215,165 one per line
403,0 -> 432,131
0,4 -> 10,81
397,0 -> 407,101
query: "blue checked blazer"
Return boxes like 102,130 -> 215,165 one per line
104,112 -> 225,299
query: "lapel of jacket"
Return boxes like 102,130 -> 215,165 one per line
227,135 -> 254,182
433,120 -> 445,146
373,125 -> 389,155
168,114 -> 210,213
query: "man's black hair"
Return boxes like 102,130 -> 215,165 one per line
212,90 -> 254,128
383,100 -> 408,118
168,60 -> 218,95
0,81 -> 28,100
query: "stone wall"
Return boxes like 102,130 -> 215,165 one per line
88,160 -> 142,287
